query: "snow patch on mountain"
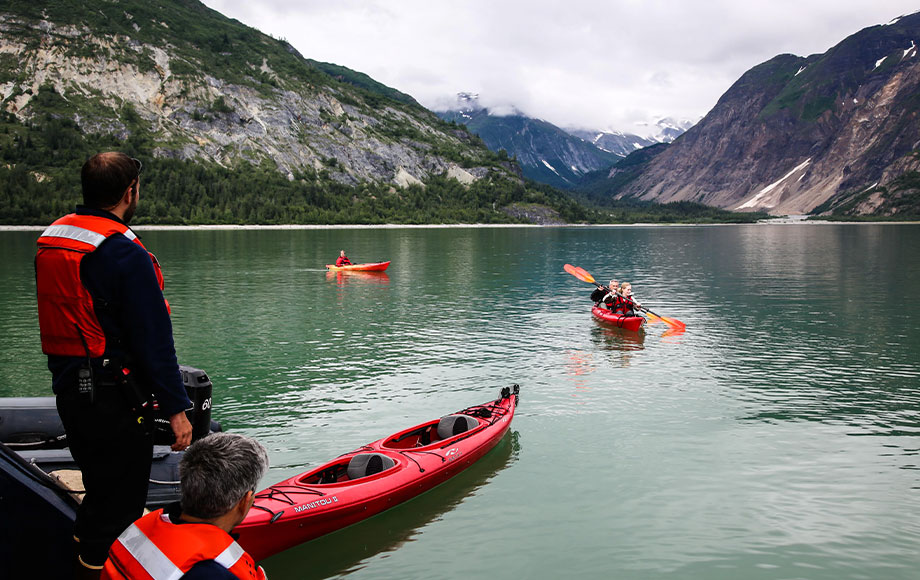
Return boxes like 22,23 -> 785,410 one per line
736,159 -> 812,210
541,159 -> 560,175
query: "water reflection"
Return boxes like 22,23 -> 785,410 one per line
564,349 -> 596,400
261,432 -> 519,579
326,270 -> 390,286
591,323 -> 646,350
590,324 -> 644,367
690,225 -> 920,443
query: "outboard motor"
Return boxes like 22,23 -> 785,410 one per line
153,365 -> 215,445
0,364 -> 219,449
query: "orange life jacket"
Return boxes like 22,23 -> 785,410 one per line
101,509 -> 266,580
35,213 -> 167,358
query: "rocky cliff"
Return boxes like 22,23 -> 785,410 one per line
0,0 -> 504,189
603,12 -> 920,216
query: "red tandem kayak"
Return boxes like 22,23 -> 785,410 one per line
325,261 -> 390,272
591,305 -> 645,332
235,386 -> 520,561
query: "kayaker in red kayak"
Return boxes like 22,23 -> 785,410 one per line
590,279 -> 621,311
617,283 -> 641,316
602,280 -> 621,311
335,250 -> 352,267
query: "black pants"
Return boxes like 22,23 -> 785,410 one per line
56,384 -> 152,567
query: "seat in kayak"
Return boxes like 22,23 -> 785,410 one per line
437,414 -> 479,439
346,453 -> 396,480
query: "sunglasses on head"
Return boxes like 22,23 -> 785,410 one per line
131,157 -> 143,179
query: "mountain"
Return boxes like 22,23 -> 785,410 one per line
586,12 -> 920,217
567,118 -> 694,158
437,94 -> 622,189
564,130 -> 655,158
643,117 -> 697,143
0,0 -> 588,225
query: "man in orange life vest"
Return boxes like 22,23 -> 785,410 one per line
102,433 -> 269,579
35,152 -> 193,577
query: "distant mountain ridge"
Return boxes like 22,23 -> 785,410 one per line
589,12 -> 920,216
436,93 -> 691,189
437,94 -> 620,188
568,118 -> 695,157
566,129 -> 655,158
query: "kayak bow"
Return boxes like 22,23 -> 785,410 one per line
591,306 -> 645,332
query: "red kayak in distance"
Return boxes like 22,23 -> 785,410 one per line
235,386 -> 520,561
325,261 -> 390,272
591,305 -> 646,332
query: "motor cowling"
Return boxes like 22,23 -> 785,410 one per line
152,365 -> 216,445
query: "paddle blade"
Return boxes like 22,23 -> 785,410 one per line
642,307 -> 685,330
563,263 -> 582,279
574,267 -> 596,284
661,325 -> 686,338
564,264 -> 596,284
658,315 -> 686,330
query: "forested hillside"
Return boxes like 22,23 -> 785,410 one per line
0,0 -> 591,225
0,98 -> 591,225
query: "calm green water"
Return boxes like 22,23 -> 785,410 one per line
2,224 -> 919,579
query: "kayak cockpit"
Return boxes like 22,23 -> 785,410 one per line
296,452 -> 399,486
381,414 -> 483,450
286,413 -> 485,488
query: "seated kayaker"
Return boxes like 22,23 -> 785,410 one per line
602,280 -> 620,311
335,250 -> 352,267
590,279 -> 615,306
617,283 -> 641,316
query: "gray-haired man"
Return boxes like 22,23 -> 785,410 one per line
101,434 -> 269,579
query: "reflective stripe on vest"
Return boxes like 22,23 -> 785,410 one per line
40,223 -> 138,247
36,214 -> 166,357
117,523 -> 184,580
213,541 -> 246,570
102,509 -> 264,580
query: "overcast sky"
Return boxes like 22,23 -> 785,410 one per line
201,0 -> 918,136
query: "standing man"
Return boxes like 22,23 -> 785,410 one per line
35,152 -> 193,578
102,433 -> 269,579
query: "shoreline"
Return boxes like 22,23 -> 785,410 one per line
2,220 -> 918,232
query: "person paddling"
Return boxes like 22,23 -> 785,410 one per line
590,279 -> 614,306
618,282 -> 641,317
335,250 -> 352,267
602,280 -> 620,311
